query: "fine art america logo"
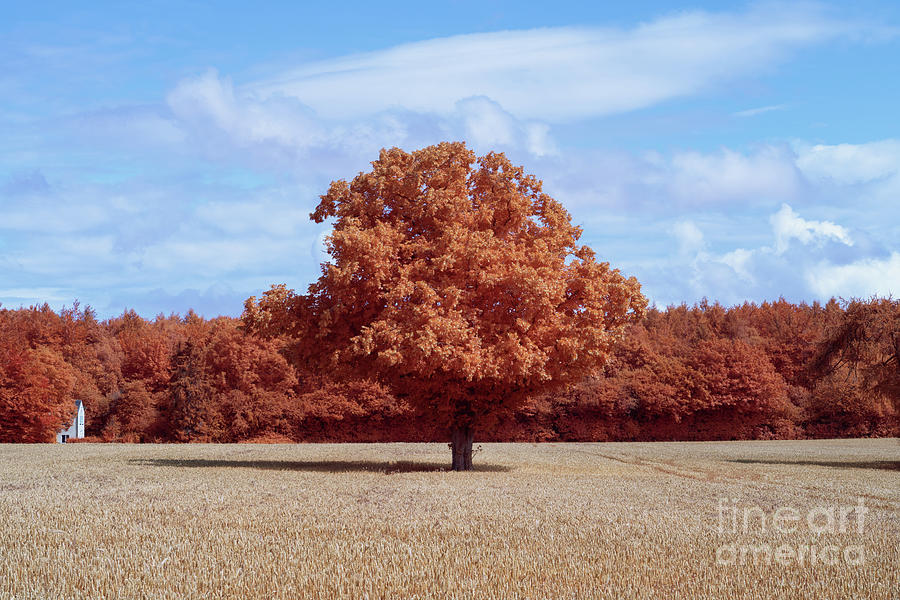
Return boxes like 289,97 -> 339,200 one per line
715,497 -> 868,566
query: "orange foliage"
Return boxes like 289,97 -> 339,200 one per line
103,381 -> 156,442
244,142 -> 646,468
0,161 -> 896,449
0,346 -> 77,442
808,298 -> 900,435
162,319 -> 301,442
0,295 -> 896,444
111,310 -> 179,393
814,298 -> 900,402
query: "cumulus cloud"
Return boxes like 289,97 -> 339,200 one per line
718,248 -> 756,283
162,69 -> 558,168
247,5 -> 849,121
455,96 -> 557,157
770,203 -> 853,254
806,252 -> 900,298
166,70 -> 335,160
535,144 -> 807,217
643,204 -> 895,306
794,139 -> 900,184
671,220 -> 705,256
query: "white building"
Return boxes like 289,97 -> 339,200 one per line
56,400 -> 85,443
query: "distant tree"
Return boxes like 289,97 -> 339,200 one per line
293,377 -> 408,440
0,347 -> 77,442
686,338 -> 792,419
104,380 -> 156,442
814,298 -> 899,401
112,310 -> 179,393
156,319 -> 303,442
165,340 -> 221,441
244,142 -> 646,469
201,319 -> 300,441
811,298 -> 899,431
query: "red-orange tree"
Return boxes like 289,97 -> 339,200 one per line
810,298 -> 899,432
0,346 -> 77,442
244,142 -> 646,469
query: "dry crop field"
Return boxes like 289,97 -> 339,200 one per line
1,440 -> 897,599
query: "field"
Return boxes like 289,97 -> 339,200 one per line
1,440 -> 897,599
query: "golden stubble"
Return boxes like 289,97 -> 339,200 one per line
1,439 -> 897,599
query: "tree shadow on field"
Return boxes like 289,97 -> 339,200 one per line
128,458 -> 511,474
728,459 -> 900,472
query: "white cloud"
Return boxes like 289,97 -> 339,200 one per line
247,6 -> 849,122
542,145 -> 806,214
733,104 -> 787,117
455,96 -> 557,156
666,147 -> 803,204
162,70 -> 561,168
107,10 -> 887,184
770,203 -> 853,254
456,96 -> 516,147
671,220 -> 705,255
719,248 -> 756,283
795,139 -> 900,184
807,252 -> 900,299
166,69 -> 329,156
637,202 -> 898,306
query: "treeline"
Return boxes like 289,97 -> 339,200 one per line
1,298 -> 897,443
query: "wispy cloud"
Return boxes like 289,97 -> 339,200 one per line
246,5 -> 851,121
2,4 -> 897,316
149,4 -> 861,175
733,103 -> 788,117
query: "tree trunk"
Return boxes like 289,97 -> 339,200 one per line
450,424 -> 474,471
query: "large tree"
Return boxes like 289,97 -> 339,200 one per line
243,142 -> 646,469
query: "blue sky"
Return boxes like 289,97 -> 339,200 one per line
2,1 -> 899,317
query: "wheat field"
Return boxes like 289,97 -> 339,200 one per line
1,440 -> 897,599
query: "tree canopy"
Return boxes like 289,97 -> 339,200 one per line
243,142 -> 647,469
0,297 -> 896,445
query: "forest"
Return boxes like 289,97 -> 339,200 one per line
1,296 -> 897,443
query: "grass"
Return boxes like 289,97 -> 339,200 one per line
1,439 -> 898,599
